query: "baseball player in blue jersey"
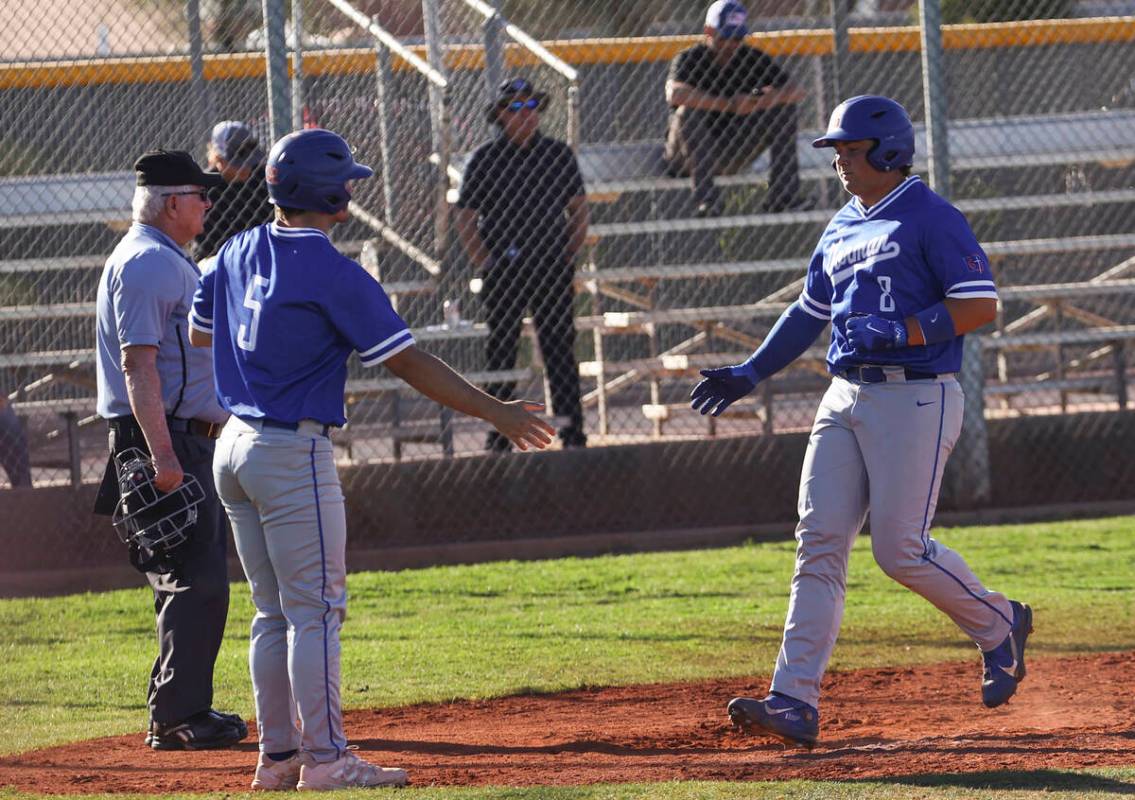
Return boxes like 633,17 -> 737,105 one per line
691,96 -> 1032,749
189,128 -> 554,790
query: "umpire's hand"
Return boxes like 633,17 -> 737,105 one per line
690,366 -> 758,417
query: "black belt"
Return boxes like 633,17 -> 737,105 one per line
840,366 -> 939,384
251,417 -> 332,437
109,415 -> 223,440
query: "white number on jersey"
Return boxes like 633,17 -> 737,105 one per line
878,275 -> 896,312
237,275 -> 270,352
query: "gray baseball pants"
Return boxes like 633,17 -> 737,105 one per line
769,375 -> 1014,709
213,417 -> 347,763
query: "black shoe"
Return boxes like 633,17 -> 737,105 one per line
149,709 -> 248,750
763,194 -> 815,214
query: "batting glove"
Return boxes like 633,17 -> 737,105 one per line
845,314 -> 908,352
690,366 -> 758,416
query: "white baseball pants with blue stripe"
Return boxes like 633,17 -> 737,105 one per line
213,417 -> 347,763
769,375 -> 1013,709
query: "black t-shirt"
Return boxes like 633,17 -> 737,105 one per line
668,43 -> 790,127
455,132 -> 584,259
194,169 -> 275,259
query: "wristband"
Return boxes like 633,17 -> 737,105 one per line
914,301 -> 956,345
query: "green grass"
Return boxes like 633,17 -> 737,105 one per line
2,515 -> 1135,798
4,770 -> 1135,799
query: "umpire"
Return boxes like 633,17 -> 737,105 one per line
455,77 -> 590,451
93,149 -> 247,750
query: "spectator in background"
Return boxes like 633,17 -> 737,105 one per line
0,397 -> 31,488
194,121 -> 274,259
665,0 -> 810,217
455,77 -> 590,452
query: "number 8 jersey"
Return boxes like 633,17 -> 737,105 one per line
798,176 -> 997,375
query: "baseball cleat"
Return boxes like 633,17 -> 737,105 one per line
297,749 -> 408,790
728,693 -> 819,749
252,752 -> 306,791
981,600 -> 1033,708
149,709 -> 248,750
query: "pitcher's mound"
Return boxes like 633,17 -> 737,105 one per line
3,652 -> 1134,794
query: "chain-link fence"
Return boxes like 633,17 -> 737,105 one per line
2,0 -> 1135,559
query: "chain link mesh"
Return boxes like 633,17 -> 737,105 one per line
2,0 -> 1134,560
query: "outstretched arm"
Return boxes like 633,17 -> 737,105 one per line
691,303 -> 828,416
384,345 -> 555,451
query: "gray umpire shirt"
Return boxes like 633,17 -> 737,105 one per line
96,222 -> 227,424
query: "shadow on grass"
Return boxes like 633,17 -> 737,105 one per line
872,769 -> 1135,793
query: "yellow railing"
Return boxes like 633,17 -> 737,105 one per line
2,17 -> 1133,90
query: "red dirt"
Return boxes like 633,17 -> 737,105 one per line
3,652 -> 1135,793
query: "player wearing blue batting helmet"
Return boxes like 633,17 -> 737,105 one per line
265,128 -> 373,214
812,95 -> 915,172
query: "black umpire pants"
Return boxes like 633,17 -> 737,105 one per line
665,104 -> 802,211
93,419 -> 230,725
482,251 -> 586,447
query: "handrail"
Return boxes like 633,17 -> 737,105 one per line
348,205 -> 442,277
322,0 -> 448,88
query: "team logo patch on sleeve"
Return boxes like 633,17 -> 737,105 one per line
965,254 -> 986,273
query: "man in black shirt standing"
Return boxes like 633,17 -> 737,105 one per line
665,0 -> 808,216
194,121 -> 274,259
455,77 -> 590,451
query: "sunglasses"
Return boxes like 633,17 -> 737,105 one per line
163,190 -> 210,201
503,98 -> 541,112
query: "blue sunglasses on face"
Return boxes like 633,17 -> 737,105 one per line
505,98 -> 541,112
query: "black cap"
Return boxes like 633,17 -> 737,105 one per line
133,149 -> 224,188
493,77 -> 548,107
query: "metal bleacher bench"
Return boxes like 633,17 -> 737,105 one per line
572,107 -> 1135,201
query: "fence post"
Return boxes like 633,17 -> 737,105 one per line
291,0 -> 305,130
482,1 -> 504,101
185,0 -> 211,136
920,0 -> 992,506
421,0 -> 451,266
262,0 -> 292,142
374,44 -> 397,226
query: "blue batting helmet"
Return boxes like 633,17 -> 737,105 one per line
265,128 -> 373,214
812,95 -> 915,172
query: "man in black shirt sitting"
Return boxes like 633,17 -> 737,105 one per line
194,120 -> 274,259
455,78 -> 590,451
665,0 -> 808,216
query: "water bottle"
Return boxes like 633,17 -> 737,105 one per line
443,298 -> 461,328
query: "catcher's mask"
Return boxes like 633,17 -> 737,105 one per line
111,448 -> 205,558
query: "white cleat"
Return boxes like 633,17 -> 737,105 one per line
297,749 -> 408,790
251,752 -> 305,791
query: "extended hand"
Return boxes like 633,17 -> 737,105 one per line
845,314 -> 908,352
689,366 -> 758,417
491,401 -> 556,451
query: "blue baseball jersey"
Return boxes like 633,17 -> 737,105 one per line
189,222 -> 414,426
797,176 -> 996,374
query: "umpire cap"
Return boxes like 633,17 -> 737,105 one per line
134,149 -> 224,187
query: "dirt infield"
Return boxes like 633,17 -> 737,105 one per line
3,651 -> 1134,793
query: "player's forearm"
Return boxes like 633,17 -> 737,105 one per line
384,347 -> 500,422
739,303 -> 828,381
904,297 -> 997,346
121,349 -> 175,461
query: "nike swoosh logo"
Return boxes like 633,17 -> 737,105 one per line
916,400 -> 935,407
999,659 -> 1018,677
930,314 -> 939,323
866,324 -> 885,334
763,703 -> 799,716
